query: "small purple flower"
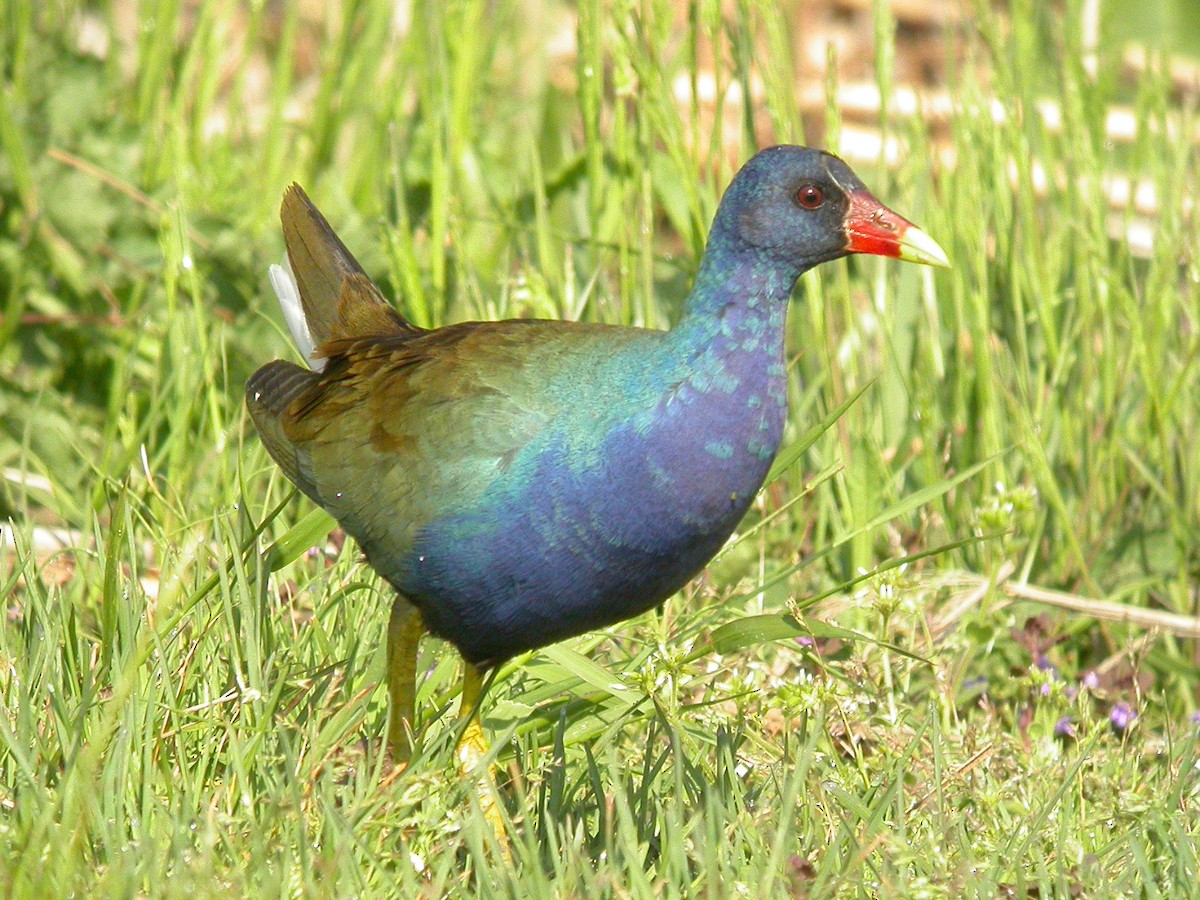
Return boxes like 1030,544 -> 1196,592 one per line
1082,671 -> 1100,690
1190,710 -> 1200,725
1039,682 -> 1052,696
1055,715 -> 1076,738
1035,654 -> 1058,675
796,636 -> 815,648
1110,702 -> 1137,732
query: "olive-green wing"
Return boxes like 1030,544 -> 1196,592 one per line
248,320 -> 585,575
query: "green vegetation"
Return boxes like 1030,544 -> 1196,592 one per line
1,0 -> 1197,895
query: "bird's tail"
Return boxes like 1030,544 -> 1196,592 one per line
272,184 -> 416,372
244,359 -> 323,502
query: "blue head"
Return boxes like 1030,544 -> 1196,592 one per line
705,145 -> 949,281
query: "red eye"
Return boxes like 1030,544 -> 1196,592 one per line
796,184 -> 824,209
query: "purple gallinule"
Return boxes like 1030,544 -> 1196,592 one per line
246,145 -> 948,768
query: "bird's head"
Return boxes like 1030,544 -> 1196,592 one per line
711,145 -> 949,275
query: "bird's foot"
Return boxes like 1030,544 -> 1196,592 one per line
456,718 -> 511,863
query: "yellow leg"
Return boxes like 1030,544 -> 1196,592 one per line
455,663 -> 509,858
386,598 -> 425,764
455,663 -> 490,770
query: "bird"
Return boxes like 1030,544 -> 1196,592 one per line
245,145 -> 948,772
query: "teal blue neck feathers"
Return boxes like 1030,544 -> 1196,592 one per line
664,230 -> 806,417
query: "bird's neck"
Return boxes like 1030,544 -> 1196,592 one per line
623,242 -> 805,529
668,240 -> 801,360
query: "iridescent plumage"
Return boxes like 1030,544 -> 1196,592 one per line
246,146 -> 948,758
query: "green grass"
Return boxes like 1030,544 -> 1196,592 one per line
2,0 -> 1199,895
